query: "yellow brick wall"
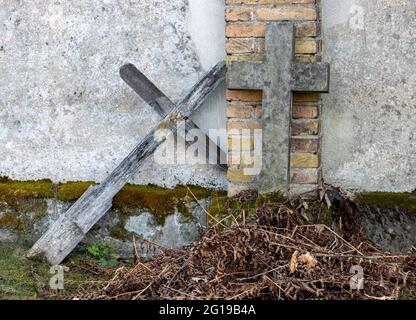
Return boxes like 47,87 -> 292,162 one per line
226,0 -> 322,196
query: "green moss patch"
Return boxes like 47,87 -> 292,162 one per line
57,181 -> 223,219
113,184 -> 224,224
0,178 -> 227,226
355,192 -> 416,213
57,181 -> 96,202
0,179 -> 54,201
0,243 -> 116,300
0,245 -> 48,299
0,198 -> 49,232
57,181 -> 226,225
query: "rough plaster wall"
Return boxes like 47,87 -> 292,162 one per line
321,0 -> 416,192
187,0 -> 225,71
0,0 -> 227,189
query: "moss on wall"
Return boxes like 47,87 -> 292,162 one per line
0,178 -> 54,201
113,184 -> 224,224
0,178 -> 52,231
0,177 -> 226,228
355,192 -> 416,213
57,181 -> 95,201
0,200 -> 49,232
0,244 -> 48,299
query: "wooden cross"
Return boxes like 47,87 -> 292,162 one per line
28,62 -> 226,265
120,64 -> 227,170
227,22 -> 330,194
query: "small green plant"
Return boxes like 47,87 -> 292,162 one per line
86,241 -> 118,267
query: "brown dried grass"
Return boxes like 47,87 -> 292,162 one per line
79,187 -> 416,300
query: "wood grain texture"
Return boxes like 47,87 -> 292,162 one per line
120,64 -> 227,170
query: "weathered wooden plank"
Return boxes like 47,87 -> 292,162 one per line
120,64 -> 175,117
120,64 -> 227,170
27,61 -> 226,265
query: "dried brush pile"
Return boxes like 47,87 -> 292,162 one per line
81,188 -> 416,300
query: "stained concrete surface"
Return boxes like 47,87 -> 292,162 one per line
0,196 -> 210,258
0,0 -> 227,189
321,0 -> 416,192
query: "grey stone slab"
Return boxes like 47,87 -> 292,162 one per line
291,63 -> 330,92
227,22 -> 330,194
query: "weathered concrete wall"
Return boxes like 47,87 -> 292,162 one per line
0,180 -> 220,257
321,0 -> 416,192
0,0 -> 227,189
